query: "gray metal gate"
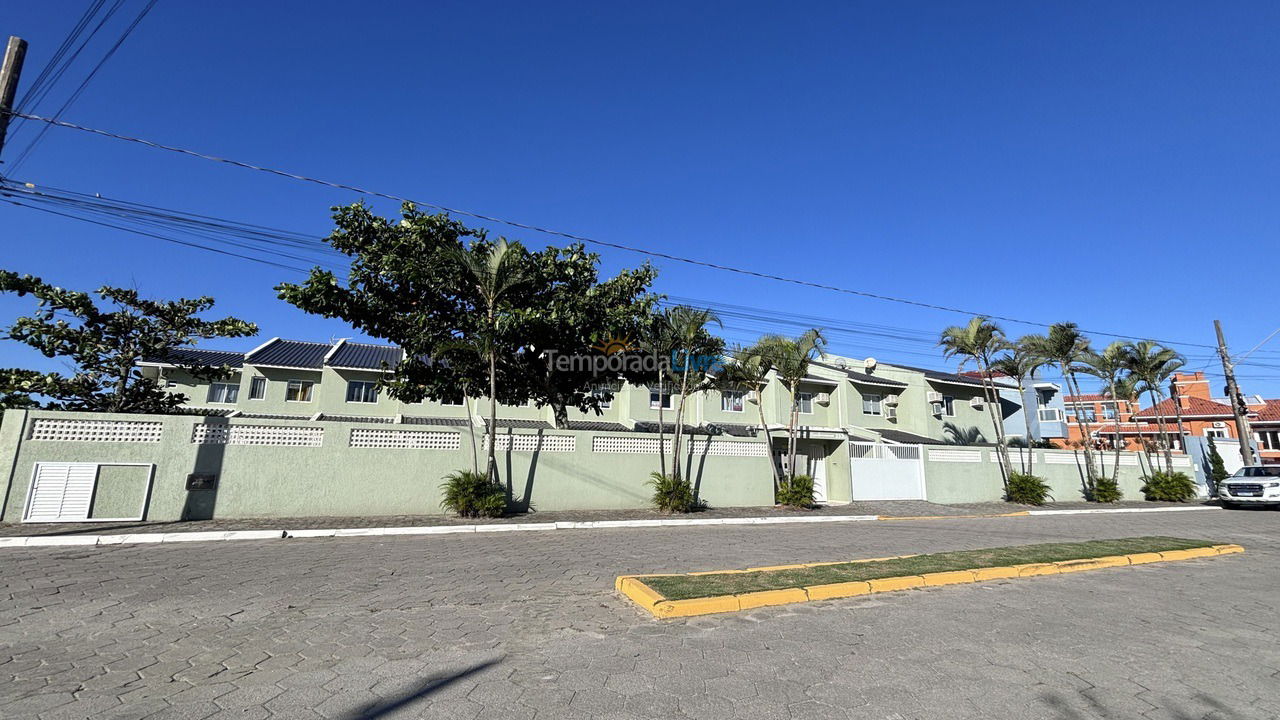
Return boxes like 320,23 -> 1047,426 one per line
849,442 -> 926,501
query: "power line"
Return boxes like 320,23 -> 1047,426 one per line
12,0 -> 108,114
8,0 -> 157,173
0,109 -> 1248,353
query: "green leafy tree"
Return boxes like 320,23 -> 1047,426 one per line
991,338 -> 1050,475
758,329 -> 826,483
939,317 -> 1012,489
1123,340 -> 1186,473
1206,435 -> 1229,492
0,271 -> 256,413
277,203 -> 660,474
1025,323 -> 1099,496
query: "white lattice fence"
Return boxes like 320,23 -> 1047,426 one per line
851,443 -> 921,461
927,449 -> 983,463
1043,452 -> 1079,465
486,434 -> 576,452
29,418 -> 163,443
687,439 -> 768,457
591,436 -> 673,454
350,428 -> 460,449
192,424 -> 324,447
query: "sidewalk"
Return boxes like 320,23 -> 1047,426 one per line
0,499 -> 1221,545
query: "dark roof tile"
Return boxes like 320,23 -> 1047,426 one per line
246,339 -> 330,369
326,341 -> 402,370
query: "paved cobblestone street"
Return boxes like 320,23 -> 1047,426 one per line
1,510 -> 1276,719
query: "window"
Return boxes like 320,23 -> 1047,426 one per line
590,385 -> 613,409
439,397 -> 462,406
285,380 -> 314,402
1258,430 -> 1280,451
942,396 -> 955,417
207,382 -> 239,404
346,380 -> 379,404
861,394 -> 882,416
1037,407 -> 1064,423
248,376 -> 267,400
1204,427 -> 1228,439
721,390 -> 745,413
796,392 -> 814,414
1101,402 -> 1117,420
649,389 -> 671,409
1079,406 -> 1097,423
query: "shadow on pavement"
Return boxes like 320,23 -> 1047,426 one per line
1040,689 -> 1244,719
343,655 -> 505,720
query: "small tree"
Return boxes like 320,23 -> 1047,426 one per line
1123,340 -> 1186,473
1026,323 -> 1099,496
759,329 -> 826,483
939,317 -> 1012,489
1079,341 -> 1132,495
661,306 -> 724,481
0,271 -> 256,413
722,341 -> 782,492
991,338 -> 1050,475
1206,435 -> 1229,493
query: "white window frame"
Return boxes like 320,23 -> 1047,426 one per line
721,390 -> 745,413
1204,427 -> 1229,439
1258,430 -> 1280,451
862,393 -> 882,416
248,376 -> 267,401
796,392 -> 814,414
285,379 -> 314,403
943,395 -> 956,417
346,380 -> 379,404
438,397 -> 463,406
1037,407 -> 1064,423
207,382 -> 239,404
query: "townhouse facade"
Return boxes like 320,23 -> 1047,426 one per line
136,339 -> 1012,502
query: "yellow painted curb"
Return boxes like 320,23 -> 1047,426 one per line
804,580 -> 872,601
619,544 -> 1244,619
868,575 -> 925,592
922,570 -> 979,586
737,588 -> 809,610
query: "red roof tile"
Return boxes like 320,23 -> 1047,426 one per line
1132,396 -> 1234,419
1253,399 -> 1280,423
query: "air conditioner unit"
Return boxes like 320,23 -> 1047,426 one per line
930,401 -> 944,415
1213,421 -> 1226,429
747,390 -> 759,404
816,392 -> 831,405
885,406 -> 898,420
926,391 -> 944,403
883,394 -> 900,405
969,396 -> 985,409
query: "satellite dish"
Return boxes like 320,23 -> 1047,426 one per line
864,357 -> 878,372
834,358 -> 848,369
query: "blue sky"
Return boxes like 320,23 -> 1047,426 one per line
3,1 -> 1280,396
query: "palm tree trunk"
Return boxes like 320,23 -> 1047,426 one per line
656,372 -> 667,478
1064,368 -> 1098,494
1018,381 -> 1034,474
1107,379 -> 1122,483
977,364 -> 1011,489
1148,389 -> 1174,472
756,383 -> 781,493
787,386 -> 799,482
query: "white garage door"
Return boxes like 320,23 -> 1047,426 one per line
24,462 -> 99,522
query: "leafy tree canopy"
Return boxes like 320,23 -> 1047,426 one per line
0,271 -> 257,413
277,203 -> 660,426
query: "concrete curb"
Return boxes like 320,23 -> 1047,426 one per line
0,504 -> 1222,549
618,544 -> 1245,619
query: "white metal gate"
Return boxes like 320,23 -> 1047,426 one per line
849,442 -> 926,501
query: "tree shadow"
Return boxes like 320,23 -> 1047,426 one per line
341,655 -> 504,720
1038,689 -> 1247,719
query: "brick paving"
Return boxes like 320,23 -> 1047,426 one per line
1,509 -> 1275,719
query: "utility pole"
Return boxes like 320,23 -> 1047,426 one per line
1215,319 -> 1259,466
0,35 -> 29,164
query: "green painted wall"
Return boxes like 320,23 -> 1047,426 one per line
922,448 -> 1187,503
0,410 -> 775,522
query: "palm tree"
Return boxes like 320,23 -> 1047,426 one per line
662,306 -> 724,481
939,317 -> 1012,489
1108,374 -> 1153,474
451,238 -> 528,480
1025,323 -> 1099,496
722,341 -> 782,492
990,338 -> 1050,474
1079,341 -> 1131,485
640,311 -> 675,478
759,329 -> 826,482
1123,340 -> 1186,472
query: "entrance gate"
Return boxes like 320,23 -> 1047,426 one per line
849,442 -> 926,501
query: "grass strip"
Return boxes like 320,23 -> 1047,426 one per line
643,536 -> 1218,600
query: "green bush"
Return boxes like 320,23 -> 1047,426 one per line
648,472 -> 703,513
1141,470 -> 1197,502
777,474 -> 816,508
440,469 -> 507,517
1091,477 -> 1124,503
1006,472 -> 1051,505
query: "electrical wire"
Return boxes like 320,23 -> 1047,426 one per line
2,109 -> 1258,354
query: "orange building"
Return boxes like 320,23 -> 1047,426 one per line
1060,393 -> 1141,449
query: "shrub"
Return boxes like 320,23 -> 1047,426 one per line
777,474 -> 816,508
1141,471 -> 1197,502
1006,472 -> 1051,505
440,469 -> 507,517
1091,477 -> 1124,503
648,472 -> 703,513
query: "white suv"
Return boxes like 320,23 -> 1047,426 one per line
1219,466 -> 1280,509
